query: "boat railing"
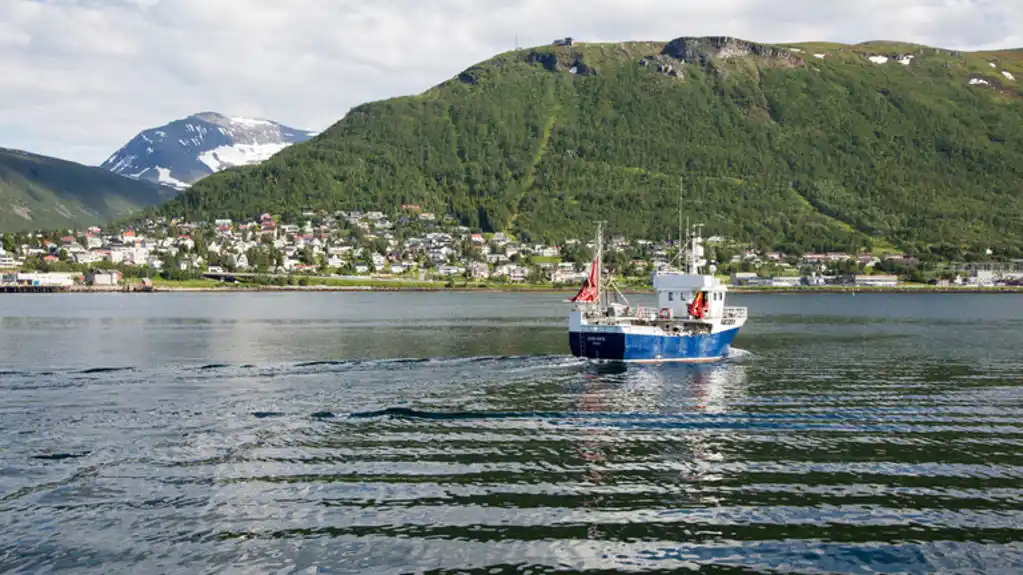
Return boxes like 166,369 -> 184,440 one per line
723,307 -> 748,320
635,307 -> 659,322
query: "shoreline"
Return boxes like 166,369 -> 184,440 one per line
14,284 -> 1020,294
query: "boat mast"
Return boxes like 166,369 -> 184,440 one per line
688,224 -> 704,275
596,221 -> 603,307
672,177 -> 690,273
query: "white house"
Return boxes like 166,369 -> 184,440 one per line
494,264 -> 528,282
73,252 -> 105,265
86,270 -> 122,286
467,262 -> 489,279
551,269 -> 586,284
436,264 -> 465,277
232,253 -> 250,270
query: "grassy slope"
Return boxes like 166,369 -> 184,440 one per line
160,37 -> 1023,253
0,147 -> 176,232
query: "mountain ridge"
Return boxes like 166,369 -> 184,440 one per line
156,36 -> 1023,254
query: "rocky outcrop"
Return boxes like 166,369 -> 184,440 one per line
524,51 -> 560,72
662,36 -> 804,67
521,50 -> 598,76
458,66 -> 487,85
639,55 -> 683,78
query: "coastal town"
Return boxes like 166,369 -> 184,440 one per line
2,208 -> 1023,291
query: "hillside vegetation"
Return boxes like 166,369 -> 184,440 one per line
159,37 -> 1023,254
1,147 -> 176,232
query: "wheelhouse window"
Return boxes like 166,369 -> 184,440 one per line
668,292 -> 674,301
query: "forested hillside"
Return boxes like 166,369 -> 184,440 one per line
157,37 -> 1023,253
1,147 -> 176,232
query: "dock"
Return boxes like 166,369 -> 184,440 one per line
0,285 -> 71,293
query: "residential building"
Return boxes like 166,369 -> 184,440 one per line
86,270 -> 122,286
769,276 -> 803,288
730,272 -> 760,286
467,262 -> 489,280
436,264 -> 465,277
853,274 -> 898,287
494,264 -> 528,282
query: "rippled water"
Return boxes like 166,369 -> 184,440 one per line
2,292 -> 1023,573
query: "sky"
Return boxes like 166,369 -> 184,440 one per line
1,0 -> 1020,165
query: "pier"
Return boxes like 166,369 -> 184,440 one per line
0,285 -> 70,293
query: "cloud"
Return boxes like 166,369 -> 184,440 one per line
1,0 -> 1020,165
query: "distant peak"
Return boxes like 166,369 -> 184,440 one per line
187,111 -> 276,127
102,110 -> 314,187
190,111 -> 228,122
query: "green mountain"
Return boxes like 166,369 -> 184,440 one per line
159,37 -> 1023,254
1,147 -> 177,232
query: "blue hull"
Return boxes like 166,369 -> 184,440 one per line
569,328 -> 739,363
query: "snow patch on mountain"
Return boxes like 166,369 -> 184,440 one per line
198,142 -> 291,172
106,153 -> 137,173
102,112 -> 315,189
154,167 -> 190,190
229,117 -> 274,128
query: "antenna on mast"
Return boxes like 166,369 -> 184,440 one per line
686,217 -> 691,274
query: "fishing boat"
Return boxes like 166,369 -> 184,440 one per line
567,222 -> 747,363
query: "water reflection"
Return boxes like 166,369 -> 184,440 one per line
571,360 -> 751,546
577,360 -> 750,415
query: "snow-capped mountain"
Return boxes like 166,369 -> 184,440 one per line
101,112 -> 316,189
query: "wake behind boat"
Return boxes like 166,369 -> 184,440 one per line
568,223 -> 747,363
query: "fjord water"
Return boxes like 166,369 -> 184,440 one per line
2,293 -> 1023,573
